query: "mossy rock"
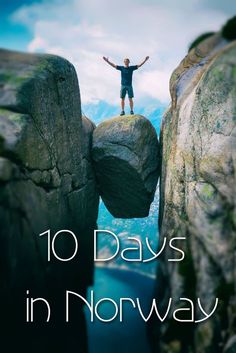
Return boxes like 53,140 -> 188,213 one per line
188,32 -> 215,52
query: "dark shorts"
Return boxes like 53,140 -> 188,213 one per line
120,85 -> 134,98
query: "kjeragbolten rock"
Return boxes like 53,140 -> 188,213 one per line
92,114 -> 160,218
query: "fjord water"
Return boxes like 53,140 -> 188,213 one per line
86,267 -> 156,353
84,109 -> 162,352
86,188 -> 159,353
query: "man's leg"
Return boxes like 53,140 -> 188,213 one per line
120,86 -> 126,115
128,86 -> 134,114
121,98 -> 125,111
129,98 -> 134,112
120,98 -> 125,115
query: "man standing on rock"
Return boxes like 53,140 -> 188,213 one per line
103,56 -> 149,116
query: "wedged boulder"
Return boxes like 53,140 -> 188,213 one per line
92,114 -> 160,218
0,49 -> 99,352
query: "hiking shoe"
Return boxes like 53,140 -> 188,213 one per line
120,110 -> 125,116
130,110 -> 134,115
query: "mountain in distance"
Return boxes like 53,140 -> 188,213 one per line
82,99 -> 167,134
83,99 -> 167,276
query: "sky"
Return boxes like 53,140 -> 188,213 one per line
0,0 -> 235,106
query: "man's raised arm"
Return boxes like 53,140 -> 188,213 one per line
103,56 -> 117,68
137,56 -> 150,68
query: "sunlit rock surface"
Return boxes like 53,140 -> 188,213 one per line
150,35 -> 236,353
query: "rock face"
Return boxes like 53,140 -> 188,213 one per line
92,114 -> 160,218
0,49 -> 99,352
151,35 -> 236,352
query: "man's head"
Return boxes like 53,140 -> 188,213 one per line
124,58 -> 130,67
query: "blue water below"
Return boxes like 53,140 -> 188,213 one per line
86,267 -> 156,353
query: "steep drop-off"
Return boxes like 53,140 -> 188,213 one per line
0,49 -> 99,353
0,49 -> 161,353
151,34 -> 236,353
2,26 -> 235,353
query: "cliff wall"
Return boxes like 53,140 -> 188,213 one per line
152,34 -> 236,353
0,49 -> 160,352
0,49 -> 99,353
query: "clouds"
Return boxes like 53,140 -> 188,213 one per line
10,0 -> 230,105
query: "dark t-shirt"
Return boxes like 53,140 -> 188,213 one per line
116,65 -> 138,86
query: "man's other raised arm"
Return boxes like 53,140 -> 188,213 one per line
137,56 -> 149,68
103,56 -> 117,69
